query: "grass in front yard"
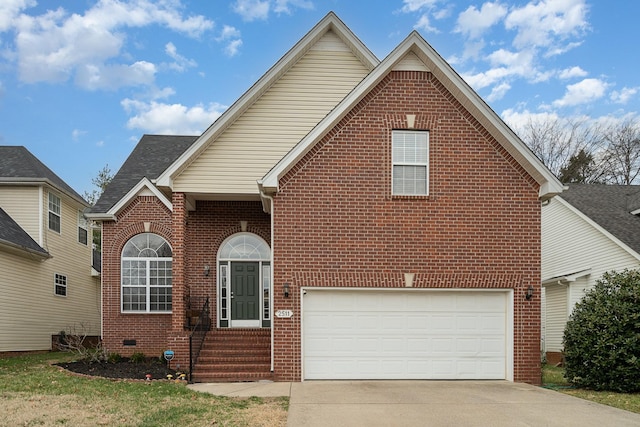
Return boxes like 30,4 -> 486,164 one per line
542,364 -> 640,414
0,352 -> 287,427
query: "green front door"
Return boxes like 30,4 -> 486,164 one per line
231,262 -> 260,327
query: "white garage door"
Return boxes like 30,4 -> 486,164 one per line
303,290 -> 508,380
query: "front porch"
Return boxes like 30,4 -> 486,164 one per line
190,328 -> 273,383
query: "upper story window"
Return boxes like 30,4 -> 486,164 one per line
54,273 -> 67,297
48,192 -> 61,233
392,130 -> 429,196
121,233 -> 173,313
78,211 -> 88,245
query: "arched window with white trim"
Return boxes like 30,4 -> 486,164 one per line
121,233 -> 172,313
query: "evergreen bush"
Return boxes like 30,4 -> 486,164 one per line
563,269 -> 640,392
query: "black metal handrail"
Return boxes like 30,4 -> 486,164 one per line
188,296 -> 210,383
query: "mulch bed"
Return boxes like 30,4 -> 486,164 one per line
56,357 -> 178,381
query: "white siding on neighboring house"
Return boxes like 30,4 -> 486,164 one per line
0,188 -> 100,352
173,30 -> 372,195
0,186 -> 40,243
542,197 -> 640,284
543,284 -> 568,353
541,197 -> 640,354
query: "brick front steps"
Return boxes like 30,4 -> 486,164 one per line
191,328 -> 273,383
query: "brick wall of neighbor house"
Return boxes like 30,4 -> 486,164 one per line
101,196 -> 173,358
272,71 -> 542,384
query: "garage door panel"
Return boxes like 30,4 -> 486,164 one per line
303,290 -> 508,380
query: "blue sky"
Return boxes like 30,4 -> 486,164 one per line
1,0 -> 639,196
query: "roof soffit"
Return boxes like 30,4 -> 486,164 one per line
155,12 -> 379,189
261,31 -> 563,200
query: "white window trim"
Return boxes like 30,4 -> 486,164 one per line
121,258 -> 173,313
120,233 -> 173,314
392,130 -> 429,196
78,211 -> 88,245
48,192 -> 61,233
54,273 -> 67,297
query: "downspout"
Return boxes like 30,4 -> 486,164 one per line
259,188 -> 275,373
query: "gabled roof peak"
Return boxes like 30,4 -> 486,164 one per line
155,12 -> 379,189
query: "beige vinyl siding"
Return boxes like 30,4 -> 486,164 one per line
0,186 -> 41,243
544,284 -> 568,353
174,30 -> 371,194
0,189 -> 100,352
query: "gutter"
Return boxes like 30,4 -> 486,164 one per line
0,239 -> 51,260
258,180 -> 275,373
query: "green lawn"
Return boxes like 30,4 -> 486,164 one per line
0,352 -> 287,427
542,364 -> 640,414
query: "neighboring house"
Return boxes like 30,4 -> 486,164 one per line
0,146 -> 101,352
87,13 -> 562,384
542,183 -> 640,364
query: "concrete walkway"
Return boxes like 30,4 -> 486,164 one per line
189,380 -> 640,427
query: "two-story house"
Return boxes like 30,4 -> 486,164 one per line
88,13 -> 562,385
0,146 -> 100,352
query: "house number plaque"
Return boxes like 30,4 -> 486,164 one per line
275,310 -> 293,318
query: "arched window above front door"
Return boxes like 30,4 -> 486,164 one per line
219,233 -> 270,260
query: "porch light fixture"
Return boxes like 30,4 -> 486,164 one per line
525,284 -> 534,300
204,265 -> 210,277
283,283 -> 290,298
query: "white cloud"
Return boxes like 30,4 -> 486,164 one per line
401,0 -> 441,13
401,0 -> 447,33
487,82 -> 511,102
415,14 -> 438,33
121,98 -> 227,135
0,0 -> 35,32
610,87 -> 639,104
75,61 -> 156,90
558,66 -> 587,79
552,78 -> 608,108
217,25 -> 243,57
274,0 -> 314,14
502,108 -> 560,130
233,0 -> 270,22
224,39 -> 243,57
71,129 -> 87,140
164,42 -> 197,72
505,0 -> 589,53
455,2 -> 507,39
10,1 -> 213,88
232,0 -> 313,21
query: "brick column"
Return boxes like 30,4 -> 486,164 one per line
167,192 -> 189,370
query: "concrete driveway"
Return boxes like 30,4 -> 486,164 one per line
190,380 -> 640,426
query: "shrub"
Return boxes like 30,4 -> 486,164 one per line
563,269 -> 640,392
107,352 -> 122,364
130,352 -> 146,364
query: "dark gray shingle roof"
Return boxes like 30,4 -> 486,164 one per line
0,207 -> 49,257
89,135 -> 198,214
561,183 -> 640,255
0,146 -> 86,203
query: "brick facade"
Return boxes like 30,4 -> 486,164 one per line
101,70 -> 543,385
101,196 -> 173,358
101,196 -> 269,368
271,71 -> 542,384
